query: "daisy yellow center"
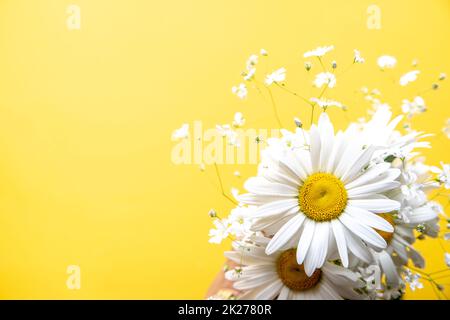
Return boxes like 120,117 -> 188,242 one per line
375,213 -> 395,244
299,173 -> 348,222
276,249 -> 321,291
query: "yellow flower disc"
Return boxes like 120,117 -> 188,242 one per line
299,173 -> 348,222
276,249 -> 321,291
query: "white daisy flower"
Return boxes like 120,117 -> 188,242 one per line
232,112 -> 245,128
265,68 -> 286,86
225,238 -> 365,300
377,55 -> 397,69
172,123 -> 189,140
243,68 -> 256,81
310,97 -> 344,110
303,45 -> 334,58
260,48 -> 268,56
313,72 -> 336,88
232,83 -> 248,99
246,54 -> 258,69
354,49 -> 365,64
399,70 -> 420,86
209,219 -> 230,244
240,112 -> 401,275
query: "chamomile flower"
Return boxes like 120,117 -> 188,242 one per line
400,70 -> 420,86
240,112 -> 400,275
313,72 -> 336,88
303,45 -> 334,58
225,238 -> 365,300
265,68 -> 286,86
377,55 -> 397,69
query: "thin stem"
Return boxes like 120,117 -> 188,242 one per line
266,87 -> 283,128
214,162 -> 238,205
275,83 -> 312,106
310,85 -> 328,126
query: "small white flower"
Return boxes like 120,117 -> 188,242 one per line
354,49 -> 365,63
377,55 -> 397,69
172,123 -> 189,140
227,206 -> 254,239
260,48 -> 268,56
265,67 -> 286,86
313,72 -> 336,88
401,96 -> 426,118
439,73 -> 446,81
243,67 -> 256,81
310,97 -> 344,110
216,124 -> 240,146
246,54 -> 258,69
400,70 -> 420,86
442,119 -> 450,139
435,162 -> 450,189
232,83 -> 248,99
232,112 -> 245,128
303,45 -> 334,58
233,171 -> 241,177
445,253 -> 450,267
208,219 -> 230,244
404,269 -> 424,291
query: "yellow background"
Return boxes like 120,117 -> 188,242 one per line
0,0 -> 448,299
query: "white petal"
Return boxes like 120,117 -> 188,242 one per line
348,198 -> 400,213
331,220 -> 349,267
318,113 -> 334,171
344,231 -> 371,263
341,146 -> 377,183
345,206 -> 394,232
377,250 -> 399,286
296,219 -> 315,264
277,286 -> 290,300
304,222 -> 330,276
254,279 -> 284,300
347,181 -> 400,197
339,213 -> 387,249
234,274 -> 278,290
266,215 -> 306,254
244,177 -> 298,196
252,199 -> 299,218
345,162 -> 391,189
309,125 -> 321,172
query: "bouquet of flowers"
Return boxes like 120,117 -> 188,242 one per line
177,46 -> 450,300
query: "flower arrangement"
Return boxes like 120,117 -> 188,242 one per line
177,46 -> 450,300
